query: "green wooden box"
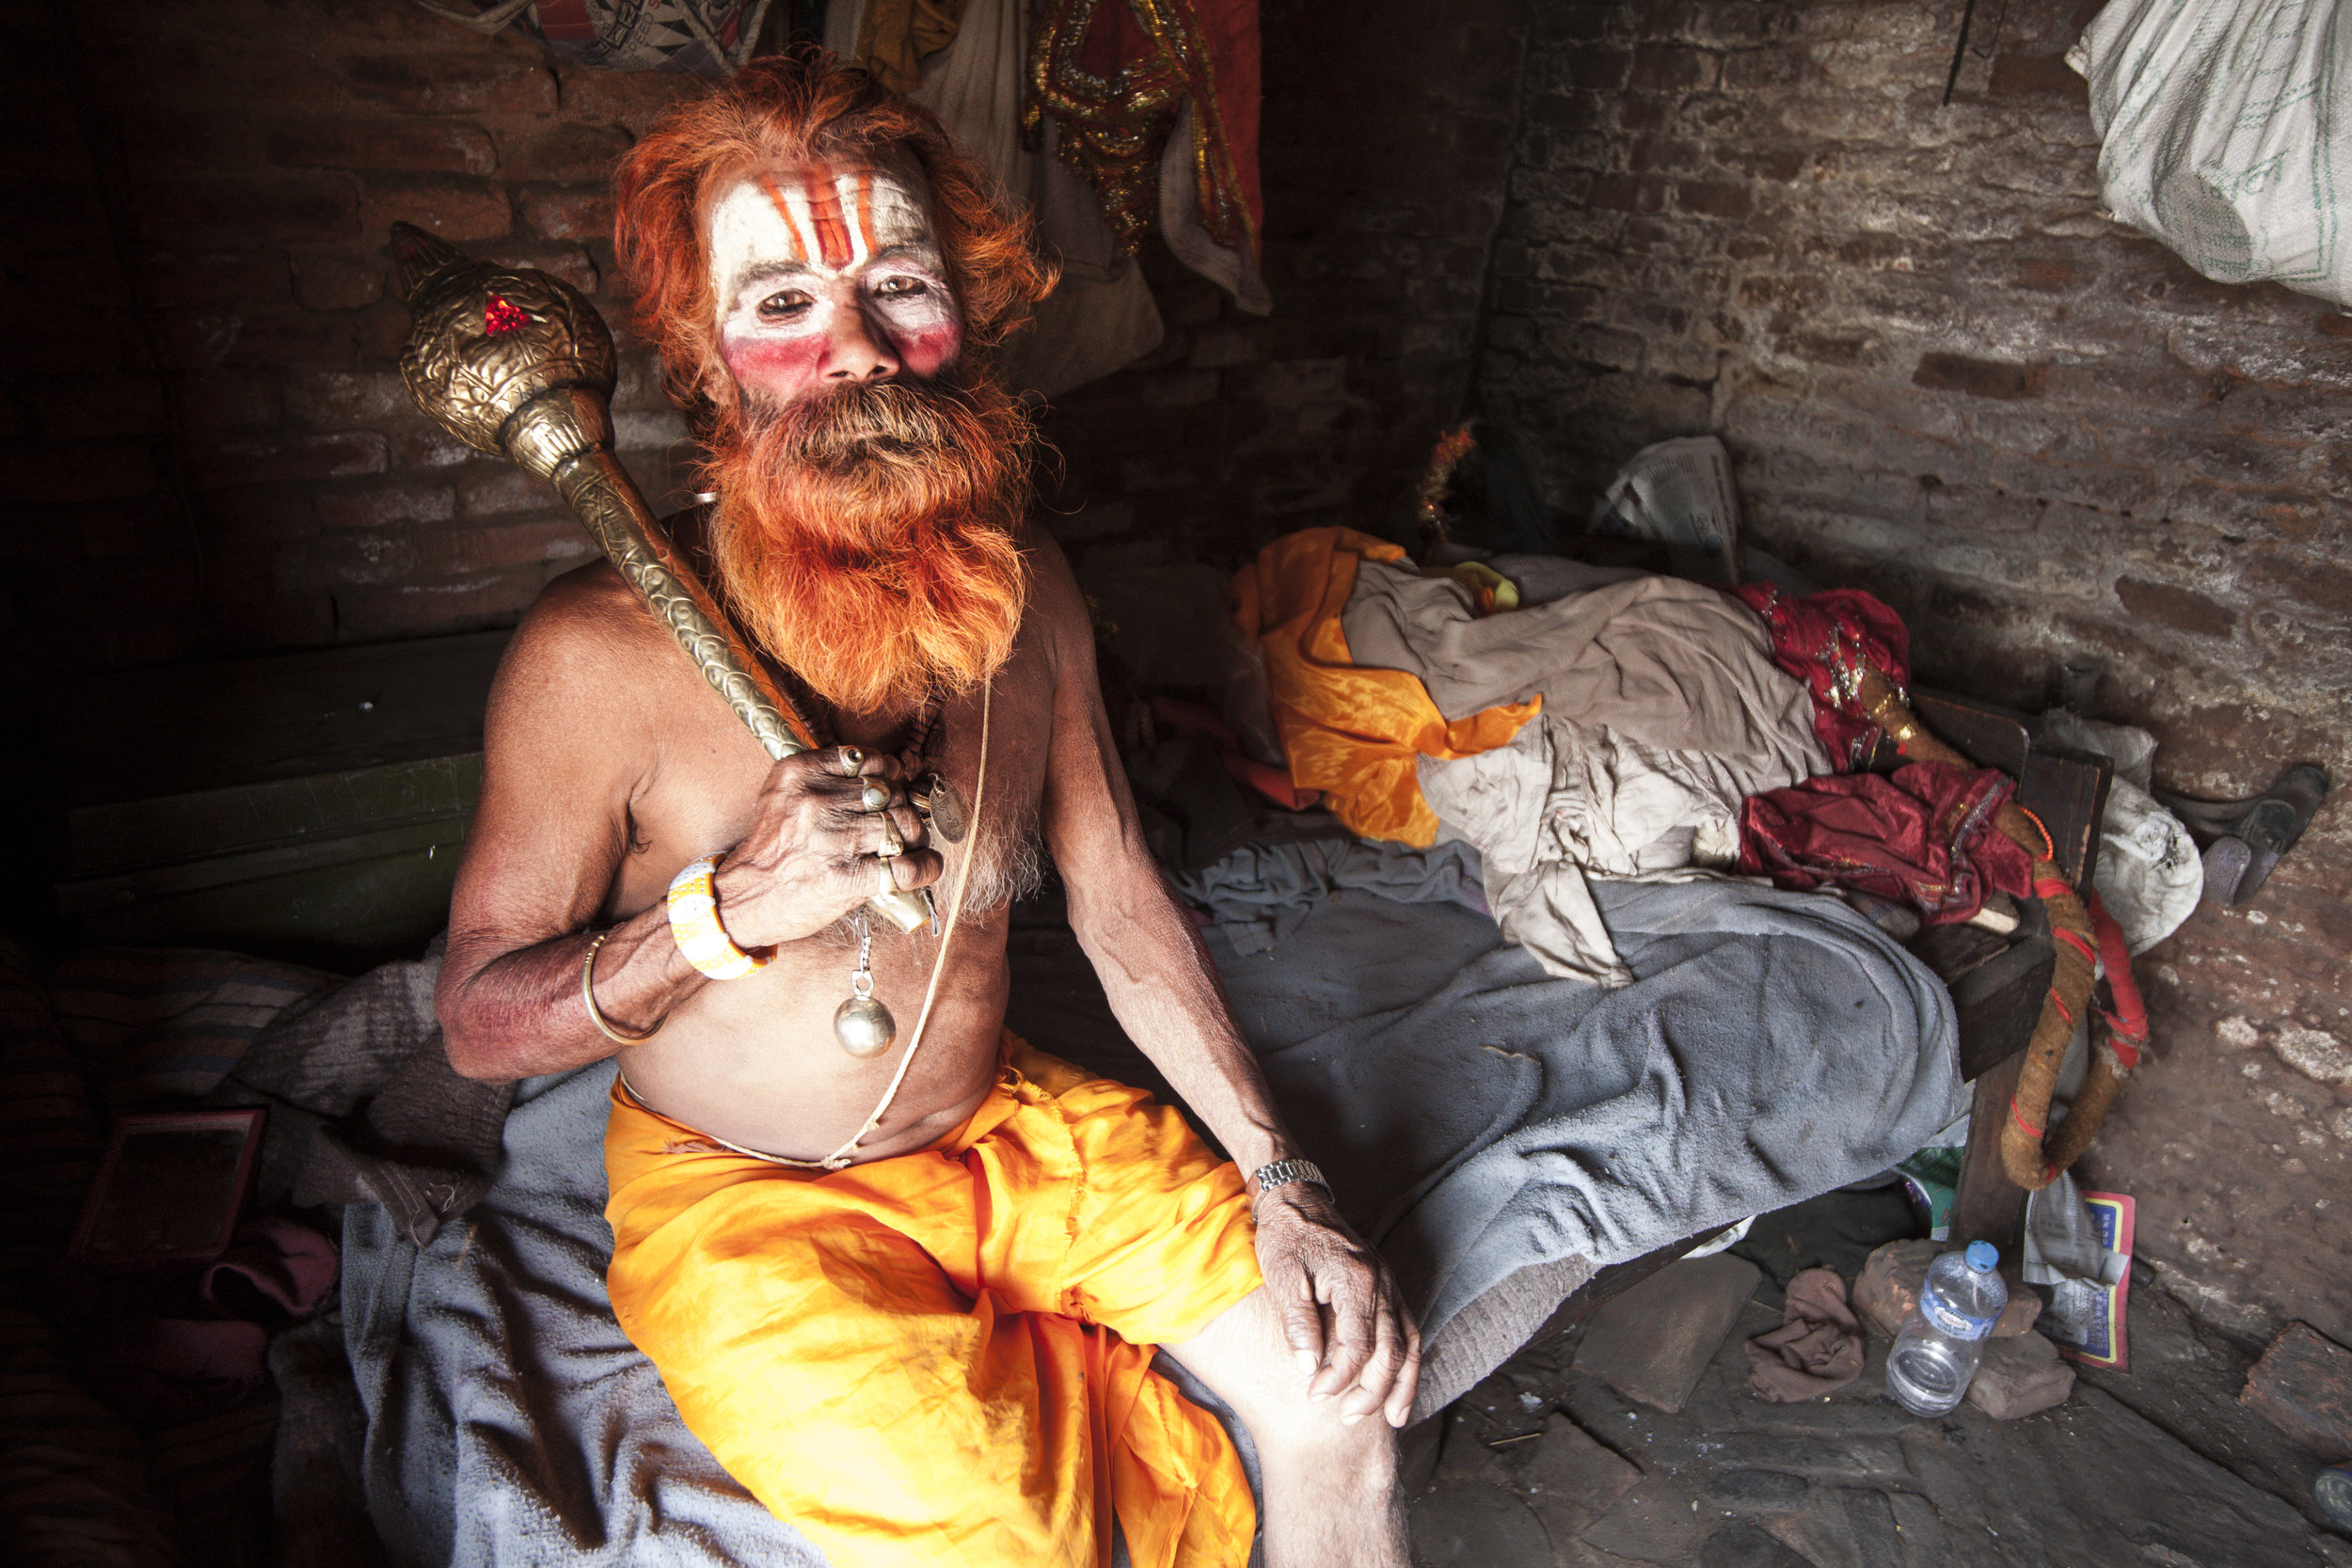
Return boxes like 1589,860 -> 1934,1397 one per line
45,632 -> 508,969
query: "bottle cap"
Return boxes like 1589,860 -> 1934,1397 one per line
1964,1240 -> 1999,1273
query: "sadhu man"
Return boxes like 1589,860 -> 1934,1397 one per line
434,52 -> 1416,1568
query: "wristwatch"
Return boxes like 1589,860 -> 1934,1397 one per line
1248,1158 -> 1331,1202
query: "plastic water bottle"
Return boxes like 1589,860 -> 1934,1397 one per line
1885,1240 -> 2008,1417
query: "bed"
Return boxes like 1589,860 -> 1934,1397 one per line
162,822 -> 1955,1567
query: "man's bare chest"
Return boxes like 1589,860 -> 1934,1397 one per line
606,633 -> 1056,919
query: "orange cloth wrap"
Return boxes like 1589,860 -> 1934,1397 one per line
604,1037 -> 1263,1568
1232,527 -> 1539,846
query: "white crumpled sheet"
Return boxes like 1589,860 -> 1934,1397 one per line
2039,711 -> 2201,954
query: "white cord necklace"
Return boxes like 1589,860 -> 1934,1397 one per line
623,674 -> 993,1172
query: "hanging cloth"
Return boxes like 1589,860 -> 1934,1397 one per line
1027,0 -> 1268,312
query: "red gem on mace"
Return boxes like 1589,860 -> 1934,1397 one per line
484,294 -> 527,335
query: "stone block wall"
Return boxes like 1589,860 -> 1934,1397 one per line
1478,0 -> 2351,1344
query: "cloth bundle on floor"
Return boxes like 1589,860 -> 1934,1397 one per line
1230,528 -> 1538,847
1289,538 -> 1831,985
1727,581 -> 1911,771
1744,1266 -> 1866,1402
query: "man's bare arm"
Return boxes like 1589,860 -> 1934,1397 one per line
1032,538 -> 1421,1426
437,571 -> 707,1081
1029,547 -> 1289,1174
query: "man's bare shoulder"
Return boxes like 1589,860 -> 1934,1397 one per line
1019,526 -> 1093,653
486,562 -> 675,739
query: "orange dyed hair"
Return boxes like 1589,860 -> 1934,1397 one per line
614,48 -> 1053,423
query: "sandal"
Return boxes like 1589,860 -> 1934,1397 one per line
2158,764 -> 2329,907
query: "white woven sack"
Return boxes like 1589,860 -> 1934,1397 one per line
2069,0 -> 2352,309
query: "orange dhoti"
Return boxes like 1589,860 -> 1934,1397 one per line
603,1036 -> 1264,1568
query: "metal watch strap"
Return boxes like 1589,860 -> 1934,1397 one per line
1248,1158 -> 1330,1201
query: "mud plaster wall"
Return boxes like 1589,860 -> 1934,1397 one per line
1474,0 -> 2352,1348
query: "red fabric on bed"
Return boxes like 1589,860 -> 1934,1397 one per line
1728,582 -> 1912,772
1735,762 -> 2034,926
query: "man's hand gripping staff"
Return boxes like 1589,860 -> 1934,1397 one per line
711,747 -> 943,950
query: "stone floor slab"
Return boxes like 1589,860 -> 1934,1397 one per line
1575,1254 -> 1763,1414
2244,1323 -> 2352,1459
1411,1246 -> 2352,1567
1708,1469 -> 1807,1507
1523,1410 -> 1644,1545
1695,1523 -> 1816,1567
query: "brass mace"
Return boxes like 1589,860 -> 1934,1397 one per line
389,222 -> 933,935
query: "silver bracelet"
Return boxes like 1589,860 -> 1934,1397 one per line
1248,1158 -> 1330,1202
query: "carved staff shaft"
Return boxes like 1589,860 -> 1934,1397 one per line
389,222 -> 931,933
521,386 -> 810,761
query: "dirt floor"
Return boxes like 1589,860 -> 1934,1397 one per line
1406,1260 -> 2352,1567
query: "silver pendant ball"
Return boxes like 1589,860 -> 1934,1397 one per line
834,994 -> 898,1058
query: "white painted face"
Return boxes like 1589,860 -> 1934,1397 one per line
705,159 -> 962,406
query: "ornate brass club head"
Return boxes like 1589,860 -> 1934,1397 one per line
390,221 -> 621,482
383,226 -> 938,939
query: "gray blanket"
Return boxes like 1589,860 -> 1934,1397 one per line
341,1061 -> 811,1566
1176,844 -> 1963,1346
325,844 -> 1960,1564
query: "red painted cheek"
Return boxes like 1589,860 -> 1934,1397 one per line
723,336 -> 827,402
892,322 -> 961,380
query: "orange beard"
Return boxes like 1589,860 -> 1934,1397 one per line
703,371 -> 1032,718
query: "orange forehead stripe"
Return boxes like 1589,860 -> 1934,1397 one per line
756,172 -> 809,262
853,170 -> 877,261
803,158 -> 854,268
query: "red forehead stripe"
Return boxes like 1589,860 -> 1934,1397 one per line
853,171 -> 877,260
749,169 -> 885,270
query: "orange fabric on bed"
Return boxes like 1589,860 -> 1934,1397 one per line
1231,526 -> 1538,846
603,1037 -> 1263,1568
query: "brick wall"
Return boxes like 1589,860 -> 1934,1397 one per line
3,0 -> 1522,675
4,0 -> 705,672
1478,0 -> 2352,1345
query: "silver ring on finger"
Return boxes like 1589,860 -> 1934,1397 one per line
875,854 -> 897,897
859,781 -> 891,813
875,813 -> 903,858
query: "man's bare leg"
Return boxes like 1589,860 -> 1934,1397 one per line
1162,1287 -> 1409,1568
